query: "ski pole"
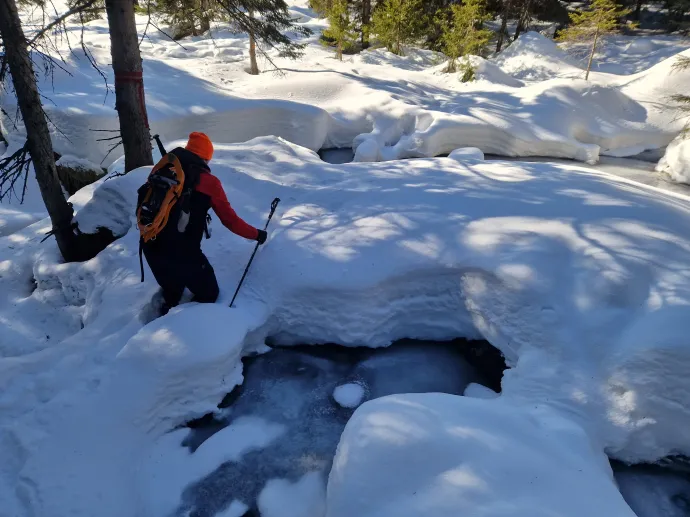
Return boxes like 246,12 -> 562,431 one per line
152,134 -> 167,156
230,197 -> 281,308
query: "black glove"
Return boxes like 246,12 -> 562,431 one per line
256,229 -> 267,245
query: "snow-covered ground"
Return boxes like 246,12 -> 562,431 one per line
2,136 -> 690,516
3,1 -> 690,516
2,0 -> 690,233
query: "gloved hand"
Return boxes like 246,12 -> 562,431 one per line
256,229 -> 267,245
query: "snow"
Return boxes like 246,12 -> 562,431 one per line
327,393 -> 636,517
55,154 -> 103,173
3,2 -> 690,516
463,382 -> 499,399
333,383 -> 365,408
258,471 -> 327,517
141,416 -> 285,517
2,137 -> 690,516
657,133 -> 690,185
448,147 -> 485,161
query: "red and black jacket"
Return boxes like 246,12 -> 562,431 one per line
153,147 -> 258,250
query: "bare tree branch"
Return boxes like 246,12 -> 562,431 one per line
0,143 -> 31,204
27,0 -> 99,46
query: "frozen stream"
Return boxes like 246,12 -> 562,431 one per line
159,338 -> 690,517
318,149 -> 690,197
171,339 -> 504,517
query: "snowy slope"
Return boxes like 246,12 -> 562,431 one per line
2,137 -> 690,516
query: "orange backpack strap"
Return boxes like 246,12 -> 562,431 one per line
137,153 -> 186,243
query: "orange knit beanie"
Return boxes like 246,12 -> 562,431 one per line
185,132 -> 214,162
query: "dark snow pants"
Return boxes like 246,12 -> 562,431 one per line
143,243 -> 220,309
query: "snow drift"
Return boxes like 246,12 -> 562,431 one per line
327,394 -> 636,517
657,133 -> 690,184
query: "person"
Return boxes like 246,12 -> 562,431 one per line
142,132 -> 267,314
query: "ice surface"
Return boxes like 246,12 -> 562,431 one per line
157,341 -> 479,515
614,463 -> 690,517
333,383 -> 365,408
327,393 -> 635,517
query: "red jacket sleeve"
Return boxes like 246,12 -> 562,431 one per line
196,173 -> 259,241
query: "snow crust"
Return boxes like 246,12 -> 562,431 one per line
327,393 -> 636,517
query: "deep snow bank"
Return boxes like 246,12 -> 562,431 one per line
3,137 -> 690,516
657,133 -> 690,184
327,394 -> 635,517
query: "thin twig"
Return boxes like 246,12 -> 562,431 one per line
139,0 -> 153,48
100,139 -> 123,165
150,21 -> 189,50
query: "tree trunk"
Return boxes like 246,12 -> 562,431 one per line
248,9 -> 259,75
496,8 -> 508,52
514,0 -> 532,41
585,26 -> 599,80
361,0 -> 371,49
634,0 -> 643,20
337,38 -> 343,60
198,0 -> 211,33
0,0 -> 79,260
105,0 -> 153,173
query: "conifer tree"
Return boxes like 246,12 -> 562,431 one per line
671,55 -> 690,132
323,0 -> 356,59
439,0 -> 491,74
370,0 -> 426,56
557,0 -> 632,80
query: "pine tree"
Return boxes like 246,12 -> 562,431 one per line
323,0 -> 356,60
370,0 -> 426,56
671,55 -> 690,133
439,0 -> 491,74
216,0 -> 312,72
557,0 -> 632,80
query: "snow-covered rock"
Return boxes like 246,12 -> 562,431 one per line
657,133 -> 690,184
333,383 -> 365,408
327,394 -> 636,517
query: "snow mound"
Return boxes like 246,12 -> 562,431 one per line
493,32 -> 583,81
353,79 -> 665,163
622,49 -> 690,132
448,147 -> 485,161
356,47 -> 445,71
463,382 -> 499,399
657,133 -> 690,184
333,383 -> 365,408
327,394 -> 635,517
470,55 -> 525,87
